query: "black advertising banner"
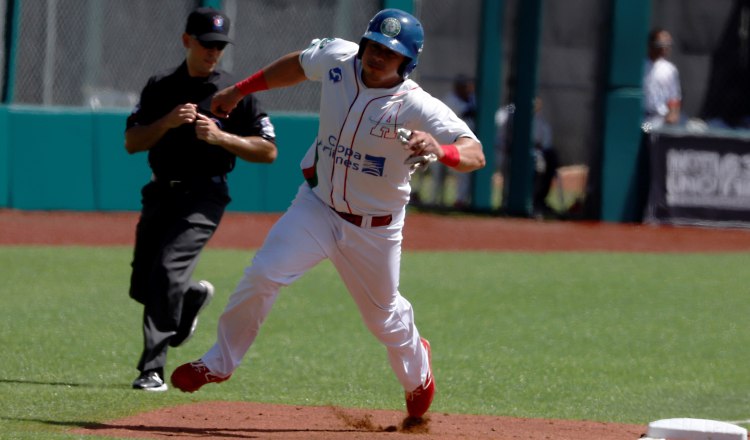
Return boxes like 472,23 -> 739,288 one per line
644,129 -> 750,228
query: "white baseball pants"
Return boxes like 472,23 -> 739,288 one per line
201,183 -> 430,391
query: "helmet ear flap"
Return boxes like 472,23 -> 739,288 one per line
398,59 -> 413,79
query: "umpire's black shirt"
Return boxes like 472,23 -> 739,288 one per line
126,61 -> 275,181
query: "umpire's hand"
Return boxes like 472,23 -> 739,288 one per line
195,113 -> 224,144
166,103 -> 198,127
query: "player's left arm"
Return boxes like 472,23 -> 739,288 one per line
664,67 -> 682,125
195,113 -> 277,163
403,131 -> 485,172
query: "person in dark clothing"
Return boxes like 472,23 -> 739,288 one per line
124,7 -> 277,391
530,99 -> 560,217
496,97 -> 559,217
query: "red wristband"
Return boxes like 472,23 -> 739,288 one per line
439,144 -> 460,167
235,70 -> 268,96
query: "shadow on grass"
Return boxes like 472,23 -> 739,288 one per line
0,377 -> 126,389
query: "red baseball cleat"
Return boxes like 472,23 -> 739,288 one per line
405,337 -> 435,418
170,359 -> 231,393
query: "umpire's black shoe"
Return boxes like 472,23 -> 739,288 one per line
169,280 -> 214,348
132,369 -> 168,392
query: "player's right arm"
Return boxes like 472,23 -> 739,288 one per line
211,51 -> 306,118
124,103 -> 198,154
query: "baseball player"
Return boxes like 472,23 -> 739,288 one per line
171,9 -> 485,418
125,7 -> 277,392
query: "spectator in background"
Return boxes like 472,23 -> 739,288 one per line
434,74 -> 476,208
529,98 -> 559,216
643,28 -> 682,128
495,97 -> 559,218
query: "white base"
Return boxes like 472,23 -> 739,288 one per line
646,418 -> 747,440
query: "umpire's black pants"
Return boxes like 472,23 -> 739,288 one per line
533,147 -> 560,210
129,179 -> 230,375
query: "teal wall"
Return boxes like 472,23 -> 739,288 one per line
472,0 -> 504,211
0,107 -> 8,207
0,105 -> 317,212
599,0 -> 651,222
9,107 -> 97,210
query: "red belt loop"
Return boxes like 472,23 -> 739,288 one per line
371,214 -> 393,227
330,207 -> 392,228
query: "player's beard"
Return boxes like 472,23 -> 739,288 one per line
362,62 -> 401,88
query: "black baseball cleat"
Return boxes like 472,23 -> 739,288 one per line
170,280 -> 214,347
132,369 -> 168,392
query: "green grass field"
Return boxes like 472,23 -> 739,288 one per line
1,246 -> 749,439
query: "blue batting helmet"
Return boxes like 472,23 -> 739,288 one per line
358,9 -> 424,79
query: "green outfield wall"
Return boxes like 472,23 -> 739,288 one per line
0,105 -> 316,212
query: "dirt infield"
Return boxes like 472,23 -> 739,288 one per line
2,208 -> 750,252
3,208 -> 749,439
71,401 -> 646,439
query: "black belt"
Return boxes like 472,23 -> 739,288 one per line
151,174 -> 226,188
331,207 -> 392,228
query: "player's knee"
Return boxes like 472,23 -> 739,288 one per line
363,304 -> 415,346
244,260 -> 288,288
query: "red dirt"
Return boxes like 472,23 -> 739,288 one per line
2,208 -> 750,252
3,208 -> 748,440
71,401 -> 646,439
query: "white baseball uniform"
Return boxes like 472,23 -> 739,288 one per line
201,38 -> 478,392
643,57 -> 681,128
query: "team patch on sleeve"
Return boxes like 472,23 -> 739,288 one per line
316,38 -> 336,49
259,117 -> 276,140
301,38 -> 335,57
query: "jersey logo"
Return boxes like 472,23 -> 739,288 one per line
361,155 -> 385,176
328,67 -> 343,83
317,38 -> 335,49
369,101 -> 402,139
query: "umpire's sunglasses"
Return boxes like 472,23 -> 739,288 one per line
192,36 -> 228,51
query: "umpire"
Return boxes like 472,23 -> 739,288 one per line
125,7 -> 277,391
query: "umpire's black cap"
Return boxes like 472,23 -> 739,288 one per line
186,7 -> 232,43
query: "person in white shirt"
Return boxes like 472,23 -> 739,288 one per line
170,9 -> 485,420
643,28 -> 682,128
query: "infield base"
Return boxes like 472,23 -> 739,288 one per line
643,418 -> 747,440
